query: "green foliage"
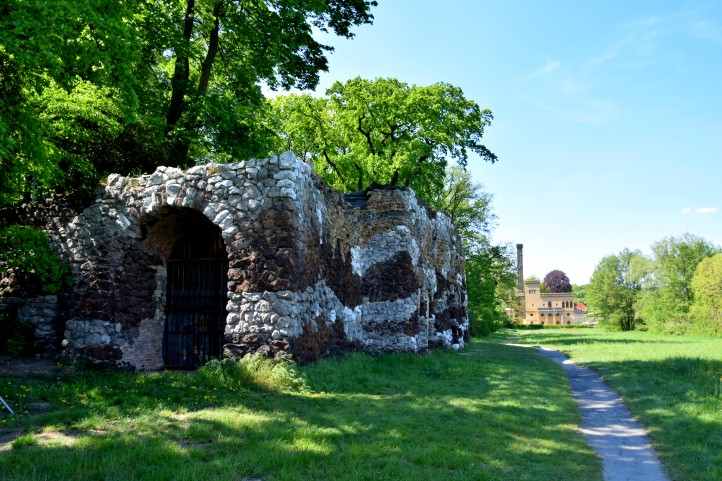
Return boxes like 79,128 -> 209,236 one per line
572,284 -> 588,304
635,234 -> 718,334
0,225 -> 68,295
0,48 -> 55,206
11,434 -> 38,450
0,1 -> 145,206
199,355 -> 306,393
466,244 -> 517,336
586,234 -> 720,335
269,78 -> 497,203
587,249 -> 647,330
690,254 -> 722,335
0,0 -> 376,206
431,166 -> 494,240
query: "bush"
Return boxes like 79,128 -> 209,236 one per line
0,225 -> 69,296
199,355 -> 306,393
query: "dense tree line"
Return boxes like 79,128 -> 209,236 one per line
585,234 -> 721,335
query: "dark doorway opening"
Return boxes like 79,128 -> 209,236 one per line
161,209 -> 228,369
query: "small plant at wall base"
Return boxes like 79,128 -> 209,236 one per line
0,225 -> 69,296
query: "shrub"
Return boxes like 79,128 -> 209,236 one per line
0,225 -> 69,296
199,355 -> 306,393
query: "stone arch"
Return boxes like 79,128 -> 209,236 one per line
139,206 -> 230,369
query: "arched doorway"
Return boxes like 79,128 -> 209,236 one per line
161,209 -> 229,369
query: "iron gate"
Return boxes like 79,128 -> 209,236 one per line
164,234 -> 228,369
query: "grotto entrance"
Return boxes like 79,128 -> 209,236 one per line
154,208 -> 229,370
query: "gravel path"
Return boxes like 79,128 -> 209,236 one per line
535,346 -> 670,481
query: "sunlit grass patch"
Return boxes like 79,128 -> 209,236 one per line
0,340 -> 601,481
507,327 -> 722,481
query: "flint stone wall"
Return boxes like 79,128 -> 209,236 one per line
53,152 -> 468,369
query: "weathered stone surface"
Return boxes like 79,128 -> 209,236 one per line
0,296 -> 59,353
43,152 -> 468,369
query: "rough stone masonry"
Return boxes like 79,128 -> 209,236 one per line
46,152 -> 468,369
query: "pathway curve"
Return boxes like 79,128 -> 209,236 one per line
535,346 -> 670,481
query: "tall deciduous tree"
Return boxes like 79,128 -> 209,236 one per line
161,0 -> 377,164
269,77 -> 497,203
587,249 -> 648,330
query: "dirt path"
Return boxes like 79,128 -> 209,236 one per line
535,346 -> 670,481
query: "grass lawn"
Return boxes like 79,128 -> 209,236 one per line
0,339 -> 601,481
505,327 -> 722,481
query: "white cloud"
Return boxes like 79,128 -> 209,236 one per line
529,60 -> 560,79
682,207 -> 718,215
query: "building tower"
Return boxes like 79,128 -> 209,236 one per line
516,243 -> 525,320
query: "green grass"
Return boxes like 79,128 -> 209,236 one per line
505,327 -> 722,481
0,340 -> 601,481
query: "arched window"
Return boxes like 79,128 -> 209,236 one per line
548,301 -> 552,308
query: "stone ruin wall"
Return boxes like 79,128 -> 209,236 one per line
44,152 -> 468,369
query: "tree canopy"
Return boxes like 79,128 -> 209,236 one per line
587,249 -> 647,330
269,77 -> 497,203
585,235 -> 721,334
431,166 -> 494,245
635,234 -> 718,333
543,270 -> 572,293
0,0 -> 377,206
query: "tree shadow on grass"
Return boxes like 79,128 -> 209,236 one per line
0,341 -> 604,481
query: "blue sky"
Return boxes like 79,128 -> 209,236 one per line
296,1 -> 722,283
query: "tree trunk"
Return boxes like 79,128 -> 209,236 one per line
198,2 -> 223,96
165,0 -> 195,133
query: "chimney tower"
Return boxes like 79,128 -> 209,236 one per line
516,243 -> 524,292
516,243 -> 525,321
